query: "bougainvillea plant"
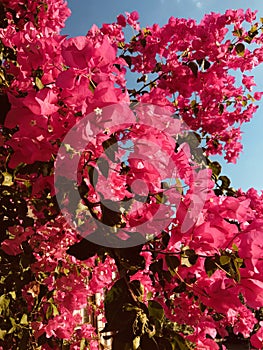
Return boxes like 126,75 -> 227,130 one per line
1,1 -> 263,349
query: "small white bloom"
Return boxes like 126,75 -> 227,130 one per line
94,107 -> 102,115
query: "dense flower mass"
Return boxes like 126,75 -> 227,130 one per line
1,1 -> 263,349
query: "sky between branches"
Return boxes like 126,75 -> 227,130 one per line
62,0 -> 263,192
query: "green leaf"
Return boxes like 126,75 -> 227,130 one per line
52,303 -> 59,316
232,243 -> 239,252
161,231 -> 170,248
233,29 -> 243,37
20,314 -> 28,325
188,61 -> 198,77
172,333 -> 192,350
148,300 -> 164,321
120,55 -> 132,68
209,161 -> 221,178
97,157 -> 109,178
9,291 -> 16,300
140,38 -> 147,48
235,43 -> 245,57
104,278 -> 137,333
196,59 -> 211,71
219,103 -> 224,115
204,257 -> 217,277
137,75 -> 147,83
156,337 -> 173,350
140,335 -> 159,350
203,59 -> 211,70
0,329 -> 7,341
155,193 -> 167,204
244,35 -> 253,44
184,249 -> 198,266
0,294 -> 10,315
80,338 -> 86,350
35,76 -> 44,90
220,255 -> 231,266
173,282 -> 186,294
45,302 -> 59,319
219,175 -> 231,190
2,172 -> 13,186
88,165 -> 99,188
112,334 -> 134,350
183,131 -> 201,149
165,255 -> 180,275
133,336 -> 141,349
123,303 -> 142,313
45,304 -> 53,319
130,280 -> 144,301
102,134 -> 118,161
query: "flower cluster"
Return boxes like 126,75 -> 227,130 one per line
1,1 -> 263,349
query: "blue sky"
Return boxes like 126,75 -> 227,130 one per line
62,0 -> 263,192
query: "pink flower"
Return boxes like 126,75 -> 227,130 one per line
251,324 -> 263,349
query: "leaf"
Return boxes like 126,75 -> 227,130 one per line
35,76 -> 44,90
52,303 -> 59,317
149,260 -> 163,276
188,61 -> 198,77
181,249 -> 198,266
183,131 -> 201,149
172,333 -> 192,350
97,157 -> 109,178
120,55 -> 132,68
102,134 -> 118,162
165,255 -> 180,275
9,291 -> 16,300
148,301 -> 164,321
219,175 -> 231,190
173,282 -> 186,293
100,199 -> 123,227
130,280 -> 144,301
0,294 -> 10,315
20,314 -> 28,325
232,243 -> 239,252
220,255 -> 231,266
2,172 -> 14,186
156,337 -> 173,350
161,231 -> 170,248
0,329 -> 7,341
140,38 -> 147,48
46,302 -> 59,319
112,336 -> 133,350
155,193 -> 167,204
140,335 -> 159,350
80,338 -> 86,350
45,304 -> 53,319
235,43 -> 245,57
123,304 -> 142,313
204,257 -> 217,277
233,29 -> 243,37
137,75 -> 147,83
0,93 -> 11,125
133,336 -> 141,349
88,165 -> 99,188
219,103 -> 224,115
209,161 -> 221,178
203,59 -> 211,70
66,237 -> 103,261
104,278 -> 136,331
244,35 -> 253,44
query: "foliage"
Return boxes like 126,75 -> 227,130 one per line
1,1 -> 263,349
